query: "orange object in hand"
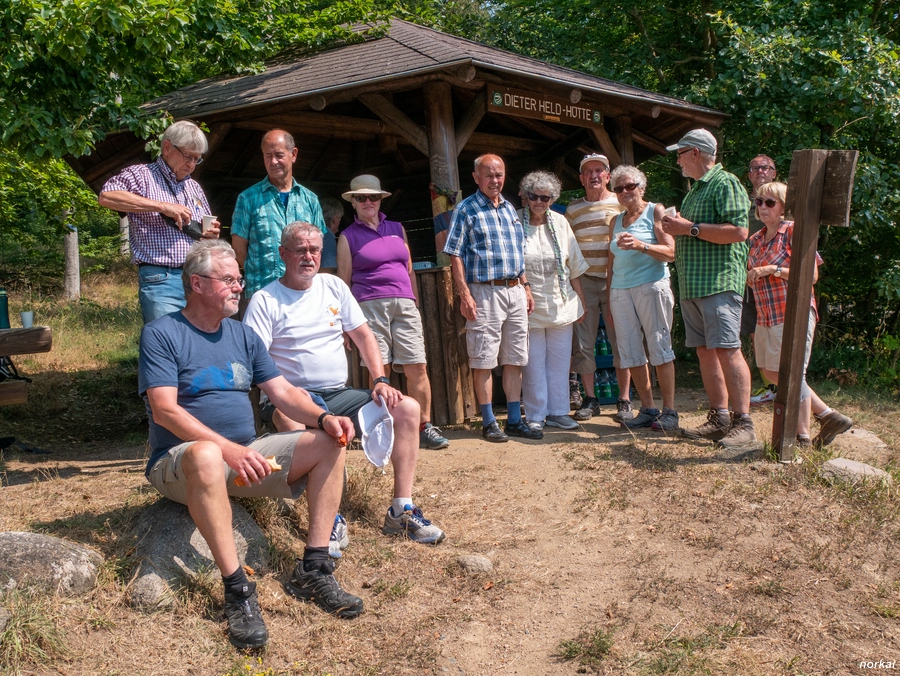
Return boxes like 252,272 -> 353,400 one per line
234,456 -> 282,486
339,434 -> 348,446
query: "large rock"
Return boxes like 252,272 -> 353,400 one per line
129,498 -> 271,611
819,458 -> 892,485
0,532 -> 103,597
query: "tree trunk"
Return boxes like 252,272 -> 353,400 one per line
119,215 -> 130,257
64,226 -> 81,301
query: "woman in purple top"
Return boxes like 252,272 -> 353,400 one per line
337,175 -> 449,450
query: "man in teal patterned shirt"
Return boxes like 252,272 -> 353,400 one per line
661,129 -> 757,450
231,129 -> 327,297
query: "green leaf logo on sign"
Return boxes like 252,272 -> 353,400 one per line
593,110 -> 602,123
492,91 -> 503,106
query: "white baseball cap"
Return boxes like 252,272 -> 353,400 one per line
358,396 -> 394,468
579,153 -> 610,171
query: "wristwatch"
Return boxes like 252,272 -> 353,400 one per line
373,376 -> 391,386
689,224 -> 700,237
774,265 -> 783,278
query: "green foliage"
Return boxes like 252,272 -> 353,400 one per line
556,625 -> 614,669
0,587 -> 68,674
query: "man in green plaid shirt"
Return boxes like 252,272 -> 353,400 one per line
661,129 -> 757,450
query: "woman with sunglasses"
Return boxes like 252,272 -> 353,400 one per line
746,181 -> 852,447
517,170 -> 588,431
607,165 -> 679,430
337,174 -> 450,450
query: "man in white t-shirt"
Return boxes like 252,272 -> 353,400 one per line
244,221 -> 445,546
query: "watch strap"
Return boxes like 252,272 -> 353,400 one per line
373,376 -> 391,386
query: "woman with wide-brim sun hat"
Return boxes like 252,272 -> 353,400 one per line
336,174 -> 449,450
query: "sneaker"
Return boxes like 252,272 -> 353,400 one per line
505,419 -> 543,439
716,413 -> 758,448
482,420 -> 509,443
573,397 -> 600,421
223,581 -> 268,649
622,407 -> 660,428
329,514 -> 349,559
382,504 -> 446,544
651,408 -> 679,431
420,423 -> 450,449
812,410 -> 853,448
527,420 -> 545,432
615,399 -> 634,422
569,377 -> 583,410
750,385 -> 777,406
545,414 -> 580,430
284,562 -> 364,618
681,409 -> 731,441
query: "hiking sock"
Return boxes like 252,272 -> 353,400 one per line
480,403 -> 496,426
817,407 -> 833,418
507,401 -> 522,424
391,498 -> 412,516
716,408 -> 730,416
222,566 -> 250,595
302,546 -> 333,573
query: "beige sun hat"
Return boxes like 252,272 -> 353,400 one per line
342,174 -> 392,202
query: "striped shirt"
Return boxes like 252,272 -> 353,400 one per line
565,195 -> 624,278
675,163 -> 751,300
747,221 -> 822,327
231,178 -> 326,295
443,190 -> 524,283
101,158 -> 209,267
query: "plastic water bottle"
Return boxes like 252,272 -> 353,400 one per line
594,371 -> 602,400
0,289 -> 9,329
597,327 -> 609,355
600,370 -> 613,399
611,372 -> 620,398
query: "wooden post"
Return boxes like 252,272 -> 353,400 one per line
64,224 -> 80,301
424,80 -> 462,269
613,115 -> 635,165
773,149 -> 858,462
119,215 -> 130,257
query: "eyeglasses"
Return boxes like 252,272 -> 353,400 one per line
197,274 -> 245,289
749,165 -> 775,173
527,193 -> 552,203
352,195 -> 381,203
754,197 -> 779,208
677,148 -> 694,157
283,246 -> 322,257
613,183 -> 640,194
172,144 -> 204,165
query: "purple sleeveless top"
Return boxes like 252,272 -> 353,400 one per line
343,214 -> 415,302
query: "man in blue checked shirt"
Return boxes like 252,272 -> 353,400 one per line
444,154 -> 541,443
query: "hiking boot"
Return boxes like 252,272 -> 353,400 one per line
482,420 -> 509,443
573,397 -> 600,421
750,385 -> 777,406
329,513 -> 349,559
795,435 -> 812,448
545,414 -> 580,430
505,419 -> 543,439
420,423 -> 450,450
813,410 -> 853,448
716,413 -> 757,448
651,408 -> 680,431
285,562 -> 364,618
569,377 -> 583,410
680,409 -> 731,441
223,581 -> 268,649
382,504 -> 446,544
622,407 -> 660,429
615,399 -> 634,422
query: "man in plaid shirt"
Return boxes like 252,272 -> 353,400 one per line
661,129 -> 757,449
444,154 -> 540,443
99,121 -> 220,323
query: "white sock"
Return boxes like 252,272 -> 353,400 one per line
392,498 -> 412,516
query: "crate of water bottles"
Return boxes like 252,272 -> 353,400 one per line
593,368 -> 619,405
594,324 -> 614,370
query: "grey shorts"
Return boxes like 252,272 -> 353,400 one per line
609,278 -> 675,368
681,291 -> 743,350
466,283 -> 529,369
147,433 -> 309,505
359,297 -> 427,370
572,274 -> 622,374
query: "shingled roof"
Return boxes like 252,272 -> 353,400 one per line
146,19 -> 722,122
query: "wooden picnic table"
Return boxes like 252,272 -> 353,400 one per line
0,327 -> 52,406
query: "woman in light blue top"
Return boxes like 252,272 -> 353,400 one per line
607,165 -> 678,430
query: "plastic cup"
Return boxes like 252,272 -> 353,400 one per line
20,311 -> 33,329
202,215 -> 217,233
664,206 -> 677,218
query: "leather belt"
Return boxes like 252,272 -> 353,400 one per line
487,278 -> 519,287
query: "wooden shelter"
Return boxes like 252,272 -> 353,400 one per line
67,19 -> 729,425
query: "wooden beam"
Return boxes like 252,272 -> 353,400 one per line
305,138 -> 338,181
234,114 -> 387,139
507,116 -> 568,142
0,381 -> 27,407
358,93 -> 429,156
632,129 -> 668,155
228,140 -> 260,177
354,140 -> 369,174
192,122 -> 232,180
464,132 -> 544,155
424,81 -> 460,194
455,92 -> 486,154
589,128 -> 622,166
613,115 -> 635,165
0,327 -> 52,356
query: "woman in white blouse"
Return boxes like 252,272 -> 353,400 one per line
518,171 -> 589,430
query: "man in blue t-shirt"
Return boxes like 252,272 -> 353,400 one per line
139,240 -> 363,651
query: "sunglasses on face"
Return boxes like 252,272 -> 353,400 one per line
527,193 -> 552,203
754,197 -> 780,208
613,183 -> 639,194
352,195 -> 381,203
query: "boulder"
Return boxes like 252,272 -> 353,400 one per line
129,498 -> 271,611
819,458 -> 892,485
0,532 -> 103,597
457,554 -> 493,575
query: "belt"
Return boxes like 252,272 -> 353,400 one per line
486,278 -> 519,287
138,263 -> 182,270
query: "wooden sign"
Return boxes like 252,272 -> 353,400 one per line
784,150 -> 858,227
486,86 -> 602,128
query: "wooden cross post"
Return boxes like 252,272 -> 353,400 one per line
773,149 -> 858,462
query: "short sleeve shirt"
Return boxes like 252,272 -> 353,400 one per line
675,164 -> 752,300
231,178 -> 327,295
101,158 -> 210,267
138,313 -> 282,474
443,190 -> 524,283
565,195 -> 624,278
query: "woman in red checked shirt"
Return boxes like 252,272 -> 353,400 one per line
746,181 -> 852,448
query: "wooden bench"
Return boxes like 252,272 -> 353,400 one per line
0,327 -> 53,406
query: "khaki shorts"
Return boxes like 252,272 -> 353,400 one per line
572,274 -> 622,374
609,278 -> 675,368
147,433 -> 309,505
466,283 -> 529,369
754,308 -> 816,373
359,297 -> 427,370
